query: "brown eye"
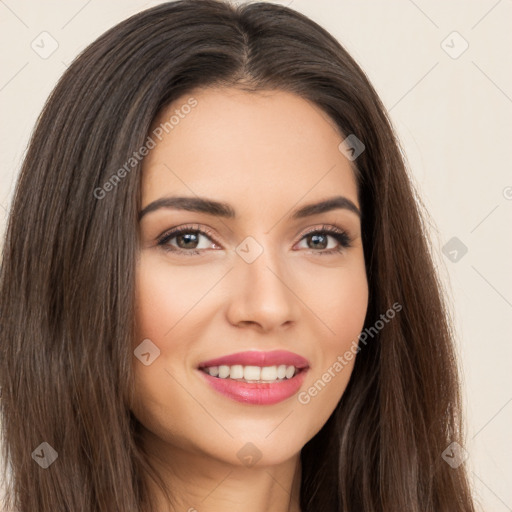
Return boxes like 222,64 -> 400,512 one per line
157,225 -> 220,255
173,231 -> 201,249
296,226 -> 352,255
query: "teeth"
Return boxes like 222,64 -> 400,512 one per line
285,365 -> 295,379
244,365 -> 261,380
204,364 -> 298,382
218,365 -> 230,378
260,366 -> 276,380
230,365 -> 244,379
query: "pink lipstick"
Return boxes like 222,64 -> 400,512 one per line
197,350 -> 309,405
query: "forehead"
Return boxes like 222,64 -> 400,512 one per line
141,87 -> 359,212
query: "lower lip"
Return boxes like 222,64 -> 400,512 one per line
197,369 -> 308,405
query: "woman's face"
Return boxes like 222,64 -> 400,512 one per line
132,87 -> 368,468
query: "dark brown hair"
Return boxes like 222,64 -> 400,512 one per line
0,0 -> 475,510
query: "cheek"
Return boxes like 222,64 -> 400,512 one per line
131,258 -> 194,419
294,256 -> 368,435
299,253 -> 369,346
133,256 -> 209,344
331,277 -> 368,348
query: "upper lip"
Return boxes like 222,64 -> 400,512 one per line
198,350 -> 310,369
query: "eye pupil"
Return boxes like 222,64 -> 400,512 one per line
177,233 -> 199,249
309,233 -> 327,249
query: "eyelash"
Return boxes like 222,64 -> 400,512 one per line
156,224 -> 353,256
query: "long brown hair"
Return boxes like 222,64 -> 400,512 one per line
0,1 -> 475,510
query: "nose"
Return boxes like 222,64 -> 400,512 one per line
225,245 -> 301,332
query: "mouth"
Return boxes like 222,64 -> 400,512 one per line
196,350 -> 310,405
198,364 -> 305,383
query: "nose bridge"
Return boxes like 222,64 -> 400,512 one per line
226,235 -> 299,329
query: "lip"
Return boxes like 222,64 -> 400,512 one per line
198,367 -> 309,405
197,350 -> 310,405
197,350 -> 310,369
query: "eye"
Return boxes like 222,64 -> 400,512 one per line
157,224 -> 220,256
156,224 -> 353,256
295,225 -> 353,255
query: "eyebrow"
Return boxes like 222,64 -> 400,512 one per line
138,195 -> 361,221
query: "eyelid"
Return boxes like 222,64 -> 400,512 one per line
299,224 -> 346,239
295,224 -> 353,254
157,223 -> 220,247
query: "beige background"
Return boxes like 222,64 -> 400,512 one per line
1,1 -> 511,510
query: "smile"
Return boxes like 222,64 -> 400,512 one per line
200,364 -> 300,382
197,350 -> 310,405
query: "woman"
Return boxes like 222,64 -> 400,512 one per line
0,0 -> 476,510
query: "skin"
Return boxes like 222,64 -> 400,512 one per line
131,87 -> 369,512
